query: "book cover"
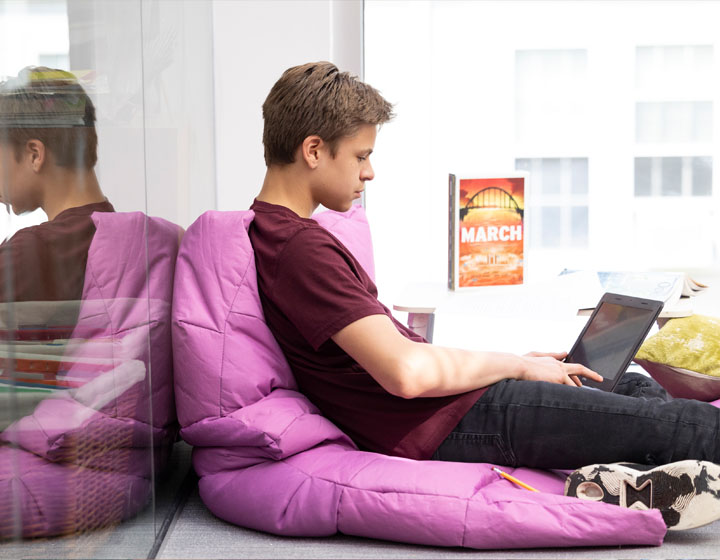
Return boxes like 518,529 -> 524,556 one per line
449,174 -> 527,289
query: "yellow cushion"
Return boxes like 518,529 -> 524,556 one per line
636,314 -> 720,377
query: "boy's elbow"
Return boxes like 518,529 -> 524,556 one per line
383,352 -> 433,399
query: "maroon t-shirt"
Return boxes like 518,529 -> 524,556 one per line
0,200 -> 115,303
249,200 -> 485,460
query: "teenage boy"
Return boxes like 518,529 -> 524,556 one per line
249,62 -> 720,530
0,66 -> 113,303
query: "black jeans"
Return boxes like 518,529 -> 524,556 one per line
431,372 -> 720,469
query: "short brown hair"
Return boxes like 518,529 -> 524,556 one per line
0,66 -> 97,169
262,62 -> 394,166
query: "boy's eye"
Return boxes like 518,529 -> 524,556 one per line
358,155 -> 367,162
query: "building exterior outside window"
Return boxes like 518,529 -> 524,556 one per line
365,1 -> 720,296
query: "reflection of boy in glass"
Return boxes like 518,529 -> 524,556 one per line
0,66 -> 113,303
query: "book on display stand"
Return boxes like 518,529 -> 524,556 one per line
448,172 -> 528,290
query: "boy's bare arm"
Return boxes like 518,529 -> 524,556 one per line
331,315 -> 602,399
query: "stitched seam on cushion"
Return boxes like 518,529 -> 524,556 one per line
344,456 -> 384,487
282,456 -> 474,501
17,474 -> 44,532
83,262 -> 113,332
219,249 -> 256,419
279,470 -> 309,521
113,318 -> 159,336
176,319 -> 222,334
177,312 -> 264,335
6,416 -> 54,447
462,490 -> 471,547
336,483 -> 346,531
82,259 -> 121,418
272,410 -> 357,459
273,413 -> 302,442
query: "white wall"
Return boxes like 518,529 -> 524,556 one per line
212,0 -> 363,212
0,0 -> 364,235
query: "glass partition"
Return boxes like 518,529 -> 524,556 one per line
0,0 -> 215,557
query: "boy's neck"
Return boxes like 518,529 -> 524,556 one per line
256,163 -> 316,218
42,167 -> 106,221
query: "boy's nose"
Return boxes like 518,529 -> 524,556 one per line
362,162 -> 374,182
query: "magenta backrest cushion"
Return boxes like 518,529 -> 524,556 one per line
313,205 -> 375,281
171,206 -> 667,549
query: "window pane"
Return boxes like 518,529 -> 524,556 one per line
515,158 -> 531,172
692,156 -> 713,196
664,102 -> 692,142
636,45 -> 714,91
635,46 -> 656,89
636,102 -> 711,143
693,102 -> 713,142
636,103 -> 662,142
635,157 -> 652,196
571,158 -> 588,194
664,45 -> 685,74
661,157 -> 682,196
38,53 -> 70,68
541,206 -> 562,246
541,158 -> 561,194
571,206 -> 589,246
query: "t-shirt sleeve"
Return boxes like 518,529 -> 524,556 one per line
268,227 -> 387,350
0,230 -> 47,302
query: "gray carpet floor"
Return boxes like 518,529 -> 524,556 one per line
156,487 -> 720,560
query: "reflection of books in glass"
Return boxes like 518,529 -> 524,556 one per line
563,270 -> 708,318
448,173 -> 527,289
0,354 -> 78,390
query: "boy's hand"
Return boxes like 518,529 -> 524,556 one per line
521,351 -> 603,387
332,314 -> 605,398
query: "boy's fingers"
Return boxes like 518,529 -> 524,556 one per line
567,363 -> 603,381
527,351 -> 568,360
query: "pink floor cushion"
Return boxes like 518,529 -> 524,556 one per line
0,212 -> 182,539
0,446 -> 149,539
172,207 -> 667,550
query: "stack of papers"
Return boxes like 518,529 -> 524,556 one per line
562,270 -> 708,319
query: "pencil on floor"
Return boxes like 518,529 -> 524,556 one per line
491,466 -> 540,492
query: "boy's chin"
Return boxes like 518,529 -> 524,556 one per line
325,202 -> 353,213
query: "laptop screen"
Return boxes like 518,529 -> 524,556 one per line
568,302 -> 655,381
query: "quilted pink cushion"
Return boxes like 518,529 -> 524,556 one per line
172,206 -> 667,549
313,205 -> 375,281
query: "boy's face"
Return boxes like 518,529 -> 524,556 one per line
312,124 -> 376,212
0,141 -> 41,215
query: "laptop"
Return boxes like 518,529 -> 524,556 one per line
565,292 -> 664,391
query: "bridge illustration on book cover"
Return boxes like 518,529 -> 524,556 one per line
455,176 -> 525,288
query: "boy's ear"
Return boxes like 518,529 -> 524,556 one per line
25,139 -> 46,173
300,135 -> 324,169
